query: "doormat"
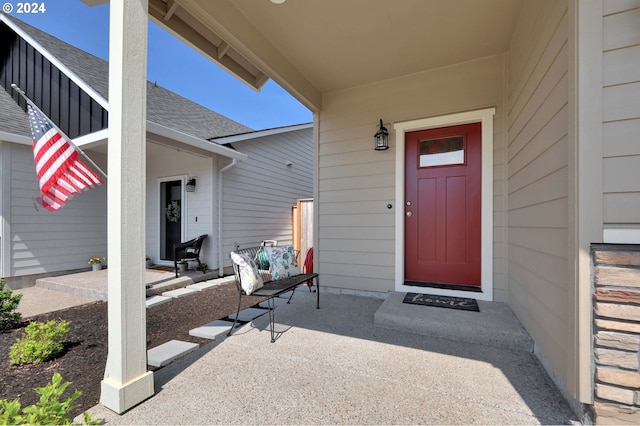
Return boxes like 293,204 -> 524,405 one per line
403,292 -> 479,312
148,265 -> 175,272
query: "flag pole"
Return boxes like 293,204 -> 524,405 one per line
11,84 -> 108,180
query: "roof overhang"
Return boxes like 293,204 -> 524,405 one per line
147,121 -> 247,160
82,0 -> 523,118
0,130 -> 31,145
72,121 -> 248,161
212,122 -> 312,145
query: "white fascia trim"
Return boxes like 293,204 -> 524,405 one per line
394,107 -> 496,302
1,14 -> 109,110
146,121 -> 247,161
0,131 -> 30,145
74,129 -> 109,147
212,122 -> 313,144
1,129 -> 107,148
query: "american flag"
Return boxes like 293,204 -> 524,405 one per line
27,104 -> 103,211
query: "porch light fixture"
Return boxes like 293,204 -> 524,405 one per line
185,178 -> 196,192
374,119 -> 389,151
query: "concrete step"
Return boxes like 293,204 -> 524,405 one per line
374,292 -> 534,352
147,340 -> 199,368
188,276 -> 234,291
189,320 -> 235,340
161,287 -> 200,298
145,295 -> 172,308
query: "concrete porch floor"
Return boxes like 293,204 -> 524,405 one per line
10,272 -> 579,423
86,288 -> 579,424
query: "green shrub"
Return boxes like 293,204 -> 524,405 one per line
0,372 -> 100,425
0,279 -> 22,330
10,320 -> 70,365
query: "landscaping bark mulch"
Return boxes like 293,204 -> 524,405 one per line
0,280 -> 264,420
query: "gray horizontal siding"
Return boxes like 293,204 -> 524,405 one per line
221,128 -> 313,262
602,5 -> 640,224
8,144 -> 106,276
506,0 -> 570,389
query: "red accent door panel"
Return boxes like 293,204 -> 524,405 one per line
405,123 -> 481,286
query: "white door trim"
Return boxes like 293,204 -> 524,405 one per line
394,107 -> 495,301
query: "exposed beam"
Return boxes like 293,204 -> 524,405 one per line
217,41 -> 230,60
148,0 -> 264,92
152,0 -> 321,111
164,0 -> 179,21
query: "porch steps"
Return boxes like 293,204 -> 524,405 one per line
374,292 -> 534,352
148,306 -> 275,367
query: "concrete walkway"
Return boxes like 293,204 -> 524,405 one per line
13,267 -> 222,318
84,289 -> 579,425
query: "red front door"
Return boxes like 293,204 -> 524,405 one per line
404,122 -> 481,287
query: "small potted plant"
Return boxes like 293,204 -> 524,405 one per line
196,262 -> 208,274
145,255 -> 153,268
177,261 -> 188,272
88,257 -> 105,272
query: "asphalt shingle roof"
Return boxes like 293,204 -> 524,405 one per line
1,14 -> 253,139
0,85 -> 31,137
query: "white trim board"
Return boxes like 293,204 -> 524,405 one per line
603,228 -> 640,244
394,107 -> 496,302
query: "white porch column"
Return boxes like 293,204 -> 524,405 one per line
100,0 -> 154,413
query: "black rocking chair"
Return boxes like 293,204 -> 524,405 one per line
173,234 -> 208,277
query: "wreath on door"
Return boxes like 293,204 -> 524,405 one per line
165,201 -> 181,222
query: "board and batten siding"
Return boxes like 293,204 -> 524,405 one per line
318,54 -> 508,295
7,143 -> 107,277
602,3 -> 640,228
506,0 -> 570,395
221,128 -> 313,266
145,141 -> 216,268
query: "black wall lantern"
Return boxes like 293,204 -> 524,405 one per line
374,119 -> 389,151
185,177 -> 196,192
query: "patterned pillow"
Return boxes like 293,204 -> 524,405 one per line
230,251 -> 264,295
255,248 -> 270,270
265,245 -> 301,280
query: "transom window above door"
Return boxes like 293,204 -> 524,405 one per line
419,135 -> 465,167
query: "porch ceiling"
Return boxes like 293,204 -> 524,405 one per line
91,0 -> 524,111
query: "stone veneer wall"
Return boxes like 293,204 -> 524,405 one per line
592,244 -> 640,424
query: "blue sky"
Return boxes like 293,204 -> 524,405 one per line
8,0 -> 312,130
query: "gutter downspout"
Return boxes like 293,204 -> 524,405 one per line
218,159 -> 237,277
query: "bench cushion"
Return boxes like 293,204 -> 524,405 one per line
230,251 -> 263,295
265,245 -> 301,280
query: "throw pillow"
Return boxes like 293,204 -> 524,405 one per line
230,251 -> 264,295
255,248 -> 270,270
265,245 -> 301,280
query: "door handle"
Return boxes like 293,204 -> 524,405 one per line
406,211 -> 412,217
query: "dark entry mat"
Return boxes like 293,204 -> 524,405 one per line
403,292 -> 480,312
148,265 -> 175,272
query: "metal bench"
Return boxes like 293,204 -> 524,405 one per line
228,245 -> 319,342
